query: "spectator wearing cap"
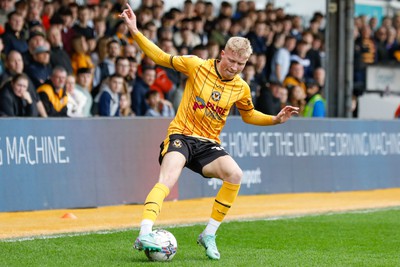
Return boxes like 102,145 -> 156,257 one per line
36,66 -> 68,117
2,11 -> 28,54
75,67 -> 93,117
1,50 -> 47,117
303,80 -> 326,117
23,30 -> 46,67
25,42 -> 52,89
47,25 -> 73,75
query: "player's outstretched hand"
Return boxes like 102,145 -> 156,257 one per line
119,3 -> 138,34
274,105 -> 299,124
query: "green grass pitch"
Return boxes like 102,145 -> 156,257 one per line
1,208 -> 399,267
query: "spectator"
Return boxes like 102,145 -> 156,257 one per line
313,67 -> 326,90
354,25 -> 376,96
242,62 -> 259,105
2,11 -> 28,54
132,66 -> 156,116
93,39 -> 121,89
47,25 -> 73,74
1,50 -> 47,117
126,56 -> 138,90
113,20 -> 134,46
0,0 -> 15,34
290,40 -> 312,79
70,35 -> 94,75
58,7 -> 76,56
192,16 -> 208,46
209,16 -> 231,48
72,5 -> 95,40
119,92 -> 135,116
138,56 -> 174,99
23,30 -> 46,67
75,67 -> 93,117
36,66 -> 68,117
256,81 -> 283,116
143,21 -> 158,43
25,42 -> 52,89
283,61 -> 307,94
288,85 -> 306,116
97,74 -> 124,117
270,35 -> 297,83
144,90 -> 175,117
265,32 -> 286,81
90,36 -> 110,66
303,80 -> 326,117
192,45 -> 209,60
0,73 -> 38,117
374,26 -> 390,63
245,21 -> 269,54
254,53 -> 268,86
66,74 -> 87,117
207,40 -> 220,60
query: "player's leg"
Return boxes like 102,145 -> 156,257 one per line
198,155 -> 242,259
135,151 -> 186,251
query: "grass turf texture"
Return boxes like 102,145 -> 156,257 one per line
1,208 -> 399,267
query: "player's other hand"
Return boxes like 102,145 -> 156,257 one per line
119,3 -> 138,34
274,105 -> 299,124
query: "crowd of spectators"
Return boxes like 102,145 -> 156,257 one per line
354,14 -> 400,118
0,0 -> 331,118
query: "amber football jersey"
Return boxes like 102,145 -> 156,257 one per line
168,56 -> 253,143
133,32 -> 275,144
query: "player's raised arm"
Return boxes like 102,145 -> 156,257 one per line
119,3 -> 139,36
119,3 -> 171,68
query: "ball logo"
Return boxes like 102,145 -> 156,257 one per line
211,91 -> 221,101
172,139 -> 182,148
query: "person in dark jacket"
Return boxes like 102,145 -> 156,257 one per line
0,73 -> 38,117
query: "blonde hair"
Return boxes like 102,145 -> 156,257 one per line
225,37 -> 253,58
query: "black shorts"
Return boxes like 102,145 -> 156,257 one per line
159,134 -> 229,177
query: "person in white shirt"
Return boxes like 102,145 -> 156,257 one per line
65,75 -> 87,117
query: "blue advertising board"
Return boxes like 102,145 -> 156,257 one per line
0,117 -> 399,211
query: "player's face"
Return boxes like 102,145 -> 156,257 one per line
218,49 -> 248,80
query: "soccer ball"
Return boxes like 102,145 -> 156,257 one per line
144,229 -> 178,262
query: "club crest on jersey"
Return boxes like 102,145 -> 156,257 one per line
172,139 -> 183,148
211,91 -> 221,101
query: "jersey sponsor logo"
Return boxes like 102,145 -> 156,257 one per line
193,96 -> 228,121
172,139 -> 183,148
211,146 -> 224,151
